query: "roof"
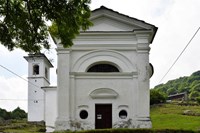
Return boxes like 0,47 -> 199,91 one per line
168,92 -> 187,98
52,6 -> 158,44
92,6 -> 153,27
90,6 -> 158,43
24,53 -> 53,67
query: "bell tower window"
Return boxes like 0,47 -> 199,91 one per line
87,64 -> 119,72
45,67 -> 48,79
33,64 -> 39,75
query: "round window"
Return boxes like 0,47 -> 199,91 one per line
79,110 -> 88,119
119,110 -> 127,119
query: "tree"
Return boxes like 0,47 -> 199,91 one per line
196,96 -> 200,104
0,108 -> 11,120
191,83 -> 200,92
189,91 -> 200,100
11,107 -> 27,119
150,89 -> 166,105
0,0 -> 92,53
167,88 -> 177,95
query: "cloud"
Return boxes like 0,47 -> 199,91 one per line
150,0 -> 200,87
0,75 -> 27,111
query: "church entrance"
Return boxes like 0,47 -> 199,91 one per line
95,104 -> 112,129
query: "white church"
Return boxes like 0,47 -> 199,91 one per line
24,6 -> 157,131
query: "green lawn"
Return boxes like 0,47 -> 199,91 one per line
151,103 -> 200,131
1,104 -> 200,132
0,119 -> 45,133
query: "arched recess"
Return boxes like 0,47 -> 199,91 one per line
87,62 -> 120,72
72,50 -> 136,72
33,64 -> 39,75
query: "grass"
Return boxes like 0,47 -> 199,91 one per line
0,119 -> 45,133
1,103 -> 200,132
151,103 -> 200,131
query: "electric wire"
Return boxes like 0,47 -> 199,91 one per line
158,27 -> 200,84
0,64 -> 46,101
0,64 -> 40,88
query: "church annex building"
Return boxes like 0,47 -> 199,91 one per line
24,6 -> 157,131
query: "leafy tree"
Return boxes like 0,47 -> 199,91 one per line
189,91 -> 200,100
0,0 -> 92,53
191,83 -> 200,92
150,89 -> 166,105
167,88 -> 177,95
178,87 -> 190,93
153,70 -> 200,102
0,108 -> 11,120
196,97 -> 200,104
11,107 -> 27,119
191,70 -> 200,77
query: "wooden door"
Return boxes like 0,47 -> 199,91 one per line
95,104 -> 112,129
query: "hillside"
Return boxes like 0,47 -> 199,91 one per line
153,70 -> 200,100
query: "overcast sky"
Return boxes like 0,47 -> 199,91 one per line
1,0 -> 200,112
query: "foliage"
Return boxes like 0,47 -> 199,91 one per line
196,97 -> 200,104
0,108 -> 11,120
189,91 -> 200,100
0,0 -> 92,53
11,107 -> 27,120
150,89 -> 166,105
0,119 -> 45,133
0,107 -> 27,120
153,70 -> 200,101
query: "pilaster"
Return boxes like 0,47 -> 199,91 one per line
55,48 -> 71,130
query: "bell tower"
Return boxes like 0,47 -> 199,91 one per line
24,53 -> 53,121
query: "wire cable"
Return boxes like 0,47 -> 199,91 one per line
0,64 -> 40,88
158,27 -> 200,84
0,99 -> 44,101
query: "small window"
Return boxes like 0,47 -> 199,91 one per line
119,110 -> 127,119
87,64 -> 119,72
79,110 -> 88,119
45,67 -> 48,78
33,65 -> 39,75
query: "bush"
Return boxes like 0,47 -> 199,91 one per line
196,97 -> 200,104
189,91 -> 200,100
11,107 -> 27,120
150,89 -> 166,105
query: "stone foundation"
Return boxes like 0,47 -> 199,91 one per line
55,119 -> 94,131
113,117 -> 152,129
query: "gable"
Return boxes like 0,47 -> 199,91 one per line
87,6 -> 157,32
88,16 -> 141,31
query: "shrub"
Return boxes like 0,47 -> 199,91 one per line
11,107 -> 27,120
150,89 -> 166,105
196,96 -> 200,104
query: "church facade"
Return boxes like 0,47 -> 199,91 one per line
25,6 -> 157,131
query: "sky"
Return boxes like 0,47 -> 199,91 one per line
0,0 -> 200,112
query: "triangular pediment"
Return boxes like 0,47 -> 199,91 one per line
87,6 -> 157,32
88,16 -> 140,31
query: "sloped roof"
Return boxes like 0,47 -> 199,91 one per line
89,6 -> 158,43
92,6 -> 157,29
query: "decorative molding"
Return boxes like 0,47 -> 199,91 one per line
70,72 -> 137,79
28,76 -> 51,84
72,50 -> 135,72
118,105 -> 129,109
78,105 -> 89,109
89,88 -> 119,99
41,86 -> 57,91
